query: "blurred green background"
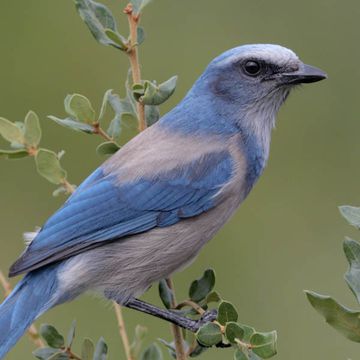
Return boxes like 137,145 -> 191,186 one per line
0,0 -> 359,359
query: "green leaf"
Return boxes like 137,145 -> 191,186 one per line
239,325 -> 256,342
64,94 -> 96,124
141,343 -> 163,360
66,320 -> 76,348
205,291 -> 222,304
145,105 -> 160,126
158,279 -> 173,309
196,322 -> 222,347
217,301 -> 238,325
48,116 -> 95,134
106,115 -> 121,144
132,83 -> 145,102
48,353 -> 69,360
250,331 -> 277,358
188,343 -> 208,358
141,76 -> 177,106
118,113 -> 138,144
93,337 -> 108,360
35,149 -> 67,185
0,117 -> 24,144
40,324 -> 65,348
75,0 -> 121,48
189,268 -> 216,302
343,237 -> 360,304
339,205 -> 360,229
225,322 -> 245,344
112,94 -> 137,118
306,290 -> 360,342
234,349 -> 248,360
53,186 -> 69,197
96,141 -> 120,156
24,111 -> 41,147
33,347 -> 59,360
137,26 -> 145,45
81,338 -> 95,360
157,338 -> 176,359
130,0 -> 153,14
99,89 -> 112,122
130,325 -> 147,358
0,149 -> 28,159
104,29 -> 128,50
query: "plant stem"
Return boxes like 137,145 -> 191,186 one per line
93,123 -> 113,142
62,179 -> 76,194
176,300 -> 206,315
0,270 -> 45,348
114,303 -> 134,360
166,278 -> 188,360
124,3 -> 146,132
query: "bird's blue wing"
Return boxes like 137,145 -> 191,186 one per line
9,150 -> 233,276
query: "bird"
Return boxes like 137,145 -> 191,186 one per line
0,44 -> 326,358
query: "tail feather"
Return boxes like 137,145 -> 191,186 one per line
0,266 -> 59,359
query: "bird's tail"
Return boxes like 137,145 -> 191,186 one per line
0,265 -> 61,359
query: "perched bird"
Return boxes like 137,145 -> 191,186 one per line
0,44 -> 326,358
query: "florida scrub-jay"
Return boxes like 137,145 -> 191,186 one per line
0,44 -> 326,358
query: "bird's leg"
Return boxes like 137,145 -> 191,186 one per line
122,298 -> 217,333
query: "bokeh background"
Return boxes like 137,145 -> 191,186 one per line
0,0 -> 359,359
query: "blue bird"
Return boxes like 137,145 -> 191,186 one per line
0,44 -> 326,358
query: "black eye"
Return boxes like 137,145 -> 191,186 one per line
243,60 -> 262,76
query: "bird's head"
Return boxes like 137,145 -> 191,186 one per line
203,44 -> 326,107
190,44 -> 327,134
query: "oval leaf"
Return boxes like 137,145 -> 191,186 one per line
64,94 -> 96,124
75,0 -> 121,48
81,338 -> 94,360
0,149 -> 28,159
24,111 -> 41,147
196,322 -> 222,347
48,116 -> 95,134
105,29 -> 127,50
158,279 -> 173,309
35,149 -> 67,185
66,320 -> 76,348
0,117 -> 24,144
250,331 -> 277,359
225,322 -> 245,344
343,237 -> 360,304
96,141 -> 120,156
141,76 -> 177,106
94,337 -> 108,360
141,343 -> 163,360
40,324 -> 65,348
217,301 -> 238,325
145,105 -> 160,126
189,269 -> 216,302
239,324 -> 256,342
137,26 -> 145,45
33,347 -> 59,360
339,205 -> 360,229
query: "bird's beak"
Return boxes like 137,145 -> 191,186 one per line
282,64 -> 327,85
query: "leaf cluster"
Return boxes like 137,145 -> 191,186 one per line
158,269 -> 277,359
306,206 -> 360,342
33,321 -> 107,360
